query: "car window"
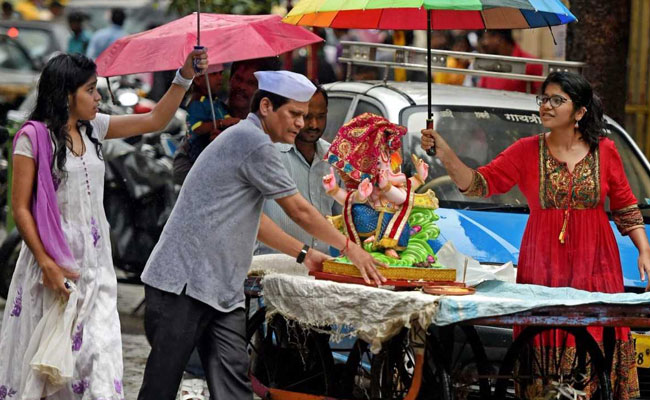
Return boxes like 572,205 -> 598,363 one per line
323,96 -> 353,143
400,106 -> 650,214
352,99 -> 383,119
0,37 -> 33,71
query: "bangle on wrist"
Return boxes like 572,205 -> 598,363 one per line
172,68 -> 193,91
296,244 -> 310,263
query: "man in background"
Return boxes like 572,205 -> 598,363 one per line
1,2 -> 20,20
86,8 -> 126,59
477,29 -> 543,94
48,0 -> 64,23
67,11 -> 90,54
258,85 -> 340,255
173,57 -> 281,184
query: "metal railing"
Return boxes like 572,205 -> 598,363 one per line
339,41 -> 585,83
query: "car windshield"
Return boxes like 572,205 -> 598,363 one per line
401,105 -> 650,217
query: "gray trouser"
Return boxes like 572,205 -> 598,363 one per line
137,285 -> 253,400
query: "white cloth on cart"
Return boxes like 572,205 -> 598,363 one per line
263,273 -> 650,353
249,254 -> 311,277
435,241 -> 516,286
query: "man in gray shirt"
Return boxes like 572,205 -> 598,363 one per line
137,70 -> 385,400
258,86 -> 340,254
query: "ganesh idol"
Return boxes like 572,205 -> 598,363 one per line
321,113 -> 432,259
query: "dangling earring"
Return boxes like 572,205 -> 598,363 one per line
574,120 -> 579,128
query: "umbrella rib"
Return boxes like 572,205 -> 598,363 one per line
247,22 -> 288,57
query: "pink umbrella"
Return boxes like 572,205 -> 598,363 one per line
96,13 -> 323,77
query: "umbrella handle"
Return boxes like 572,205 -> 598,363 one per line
193,45 -> 205,74
425,118 -> 436,156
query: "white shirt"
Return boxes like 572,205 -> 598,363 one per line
258,139 -> 341,254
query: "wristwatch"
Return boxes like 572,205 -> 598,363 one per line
296,244 -> 310,263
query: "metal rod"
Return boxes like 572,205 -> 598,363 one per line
196,0 -> 201,46
206,76 -> 218,129
426,9 -> 435,156
196,0 -> 216,129
462,257 -> 469,285
427,9 -> 432,121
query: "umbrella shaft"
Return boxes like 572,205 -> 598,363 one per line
205,74 -> 218,130
197,0 -> 201,46
427,9 -> 432,121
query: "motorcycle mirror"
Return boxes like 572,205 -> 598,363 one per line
117,91 -> 139,107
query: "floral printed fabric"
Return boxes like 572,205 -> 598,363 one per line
538,133 -> 600,210
9,287 -> 21,317
0,386 -> 17,399
91,217 -> 101,247
72,323 -> 84,352
459,170 -> 488,198
612,204 -> 645,235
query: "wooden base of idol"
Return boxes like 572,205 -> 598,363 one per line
317,259 -> 457,288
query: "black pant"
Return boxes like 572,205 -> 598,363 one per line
137,285 -> 253,400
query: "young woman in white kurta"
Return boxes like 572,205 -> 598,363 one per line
0,50 -> 207,399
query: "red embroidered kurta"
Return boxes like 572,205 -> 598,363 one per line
464,133 -> 643,398
466,134 -> 643,290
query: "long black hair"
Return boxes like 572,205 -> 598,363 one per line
541,71 -> 606,151
29,53 -> 102,177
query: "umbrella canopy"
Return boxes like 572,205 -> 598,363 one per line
283,0 -> 576,29
96,13 -> 323,77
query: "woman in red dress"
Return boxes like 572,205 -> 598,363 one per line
421,71 -> 650,399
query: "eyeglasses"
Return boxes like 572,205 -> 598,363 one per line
536,95 -> 571,108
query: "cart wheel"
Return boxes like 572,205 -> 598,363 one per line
493,326 -> 612,399
427,325 -> 493,400
248,313 -> 337,396
370,328 -> 451,399
334,338 -> 372,399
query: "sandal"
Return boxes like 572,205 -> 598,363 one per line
179,378 -> 207,400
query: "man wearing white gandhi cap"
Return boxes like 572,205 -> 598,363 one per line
254,70 -> 316,101
138,70 -> 386,399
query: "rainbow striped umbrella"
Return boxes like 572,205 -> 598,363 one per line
283,0 -> 577,30
283,0 -> 577,154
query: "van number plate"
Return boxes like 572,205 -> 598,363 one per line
633,333 -> 650,368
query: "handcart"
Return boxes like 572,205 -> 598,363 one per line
244,257 -> 650,400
